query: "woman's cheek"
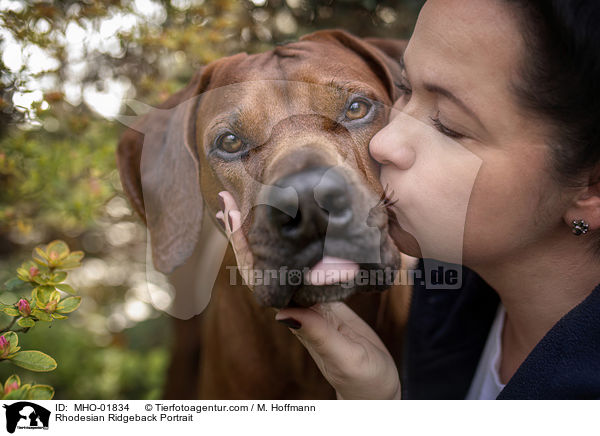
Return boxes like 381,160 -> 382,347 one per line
380,119 -> 484,264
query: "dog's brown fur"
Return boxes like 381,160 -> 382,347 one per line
117,30 -> 412,399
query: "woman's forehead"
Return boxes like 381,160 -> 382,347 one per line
403,0 -> 533,135
409,0 -> 524,82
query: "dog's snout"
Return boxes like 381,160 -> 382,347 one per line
267,166 -> 353,240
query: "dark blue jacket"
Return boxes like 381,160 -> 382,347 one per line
401,260 -> 600,399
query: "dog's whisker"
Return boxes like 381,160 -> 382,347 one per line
374,184 -> 399,215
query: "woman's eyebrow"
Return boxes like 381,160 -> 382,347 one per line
399,55 -> 486,131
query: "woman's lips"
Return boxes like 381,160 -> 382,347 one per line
305,256 -> 360,286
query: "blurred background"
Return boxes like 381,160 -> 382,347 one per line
0,0 -> 423,399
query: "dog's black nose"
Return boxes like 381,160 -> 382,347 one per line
267,166 -> 353,240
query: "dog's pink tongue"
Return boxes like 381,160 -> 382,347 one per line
306,256 -> 359,286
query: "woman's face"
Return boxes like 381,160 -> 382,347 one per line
369,0 -> 573,267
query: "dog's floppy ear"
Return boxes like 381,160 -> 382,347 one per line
117,67 -> 213,274
300,29 -> 407,101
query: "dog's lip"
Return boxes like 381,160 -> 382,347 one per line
305,256 -> 359,286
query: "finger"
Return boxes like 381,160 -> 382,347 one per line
217,191 -> 255,289
315,302 -> 389,351
227,209 -> 250,266
278,302 -> 374,343
219,191 -> 238,214
217,190 -> 241,238
228,210 -> 255,289
215,210 -> 225,229
217,192 -> 231,235
275,303 -> 367,363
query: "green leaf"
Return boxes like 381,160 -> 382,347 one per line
16,269 -> 30,282
17,318 -> 35,328
26,385 -> 54,400
31,274 -> 49,285
34,286 -> 55,308
33,257 -> 49,268
3,307 -> 20,317
32,247 -> 49,269
3,374 -> 20,392
31,288 -> 40,307
51,313 -> 67,320
60,251 -> 84,269
70,251 -> 85,261
9,351 -> 57,372
31,309 -> 53,322
50,271 -> 67,283
34,246 -> 49,262
55,283 -> 76,294
4,278 -> 26,291
3,385 -> 31,400
56,296 -> 81,314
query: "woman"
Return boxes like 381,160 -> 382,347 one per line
217,0 -> 600,399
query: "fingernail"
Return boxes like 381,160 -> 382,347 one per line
215,211 -> 225,227
218,192 -> 226,211
227,211 -> 234,230
277,318 -> 301,330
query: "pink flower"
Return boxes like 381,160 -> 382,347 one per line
4,381 -> 18,394
17,299 -> 31,317
45,300 -> 58,313
0,336 -> 10,359
28,266 -> 39,278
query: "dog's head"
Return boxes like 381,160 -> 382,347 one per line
117,30 -> 406,308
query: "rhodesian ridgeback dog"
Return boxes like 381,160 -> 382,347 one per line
117,29 -> 412,399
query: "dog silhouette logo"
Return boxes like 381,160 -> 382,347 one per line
3,402 -> 50,433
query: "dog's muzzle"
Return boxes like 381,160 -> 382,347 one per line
247,163 -> 398,308
267,166 -> 352,243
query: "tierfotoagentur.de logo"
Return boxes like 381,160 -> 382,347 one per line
3,402 -> 50,433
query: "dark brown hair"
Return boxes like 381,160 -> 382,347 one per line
504,0 -> 600,186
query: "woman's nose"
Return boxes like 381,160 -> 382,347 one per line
369,116 -> 416,170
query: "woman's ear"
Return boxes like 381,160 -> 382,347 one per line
564,173 -> 600,233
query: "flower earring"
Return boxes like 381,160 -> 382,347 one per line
572,219 -> 590,236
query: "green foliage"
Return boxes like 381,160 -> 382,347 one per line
2,240 -> 83,330
1,375 -> 54,400
0,121 -> 119,235
0,240 -> 83,396
9,351 -> 57,372
0,316 -> 171,400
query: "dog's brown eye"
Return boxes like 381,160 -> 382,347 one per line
345,100 -> 371,120
217,133 -> 243,153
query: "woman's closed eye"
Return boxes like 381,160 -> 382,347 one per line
393,75 -> 468,140
430,112 -> 466,139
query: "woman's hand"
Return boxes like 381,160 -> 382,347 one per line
216,191 -> 402,400
216,191 -> 255,289
275,302 -> 402,400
